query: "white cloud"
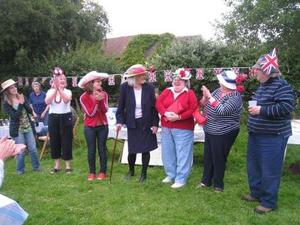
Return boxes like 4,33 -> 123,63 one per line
97,0 -> 229,39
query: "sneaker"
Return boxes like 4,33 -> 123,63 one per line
241,194 -> 259,202
16,171 -> 24,175
97,172 -> 106,180
196,182 -> 209,189
65,168 -> 72,174
162,177 -> 173,184
254,205 -> 273,214
87,173 -> 96,181
50,168 -> 61,174
171,182 -> 185,189
33,167 -> 42,172
214,187 -> 223,193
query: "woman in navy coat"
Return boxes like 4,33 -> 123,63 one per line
116,64 -> 159,183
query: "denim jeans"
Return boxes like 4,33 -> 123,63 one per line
247,133 -> 288,209
84,125 -> 108,174
161,127 -> 194,184
14,130 -> 40,173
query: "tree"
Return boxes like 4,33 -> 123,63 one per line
219,0 -> 300,88
0,0 -> 110,75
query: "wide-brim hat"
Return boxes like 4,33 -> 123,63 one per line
217,71 -> 237,90
1,79 -> 17,93
173,68 -> 191,80
78,71 -> 109,88
124,64 -> 147,78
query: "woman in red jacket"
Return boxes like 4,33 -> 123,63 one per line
78,71 -> 109,181
156,68 -> 198,189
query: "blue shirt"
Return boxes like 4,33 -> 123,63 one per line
247,77 -> 295,138
28,91 -> 47,115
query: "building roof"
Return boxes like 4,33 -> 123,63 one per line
102,36 -> 134,58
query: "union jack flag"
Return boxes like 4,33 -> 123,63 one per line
213,68 -> 223,76
164,70 -> 173,82
231,67 -> 240,75
148,71 -> 156,82
108,75 -> 115,86
196,68 -> 204,80
261,48 -> 279,75
72,76 -> 78,87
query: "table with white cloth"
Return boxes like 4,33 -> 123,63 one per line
106,108 -> 204,166
0,126 -> 10,138
0,194 -> 28,225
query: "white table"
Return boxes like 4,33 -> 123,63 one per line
0,126 -> 9,138
0,194 -> 28,225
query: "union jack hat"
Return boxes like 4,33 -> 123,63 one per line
253,49 -> 280,76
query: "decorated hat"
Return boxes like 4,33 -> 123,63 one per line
217,70 -> 237,90
78,71 -> 109,88
124,64 -> 147,78
252,48 -> 280,76
52,67 -> 64,76
1,79 -> 17,93
173,68 -> 191,80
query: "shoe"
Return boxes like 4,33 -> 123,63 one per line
124,171 -> 134,180
214,187 -> 223,193
162,177 -> 173,184
97,172 -> 106,180
171,182 -> 185,189
254,205 -> 273,214
16,171 -> 24,175
241,194 -> 259,202
196,182 -> 209,189
65,168 -> 72,174
139,174 -> 147,183
33,167 -> 42,172
87,173 -> 96,181
50,168 -> 61,174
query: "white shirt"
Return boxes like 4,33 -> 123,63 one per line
168,87 -> 188,99
46,88 -> 72,114
134,88 -> 142,119
0,160 -> 4,188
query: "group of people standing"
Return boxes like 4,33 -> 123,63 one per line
0,50 -> 296,214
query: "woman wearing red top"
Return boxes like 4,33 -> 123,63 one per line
156,68 -> 198,188
78,71 -> 109,181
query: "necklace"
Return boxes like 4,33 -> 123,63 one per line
54,92 -> 62,103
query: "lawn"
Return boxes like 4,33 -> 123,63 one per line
1,125 -> 300,225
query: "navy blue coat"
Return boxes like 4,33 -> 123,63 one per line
116,82 -> 159,129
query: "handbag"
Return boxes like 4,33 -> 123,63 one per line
193,109 -> 207,126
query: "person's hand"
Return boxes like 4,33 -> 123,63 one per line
41,111 -> 46,119
0,139 -> 17,161
93,91 -> 105,101
248,106 -> 261,115
201,85 -> 212,99
151,126 -> 158,134
166,113 -> 180,122
116,123 -> 123,132
32,111 -> 38,119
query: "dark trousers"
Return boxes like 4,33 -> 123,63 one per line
84,125 -> 108,174
247,133 -> 288,209
201,129 -> 239,189
48,113 -> 73,160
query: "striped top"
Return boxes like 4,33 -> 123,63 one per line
204,88 -> 242,135
247,77 -> 295,138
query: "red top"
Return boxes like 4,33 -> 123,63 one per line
156,88 -> 198,130
80,91 -> 108,127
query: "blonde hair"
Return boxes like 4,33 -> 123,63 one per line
3,88 -> 22,106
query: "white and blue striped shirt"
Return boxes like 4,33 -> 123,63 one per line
204,88 -> 242,135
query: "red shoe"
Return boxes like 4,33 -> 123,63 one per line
87,173 -> 96,181
97,172 -> 106,180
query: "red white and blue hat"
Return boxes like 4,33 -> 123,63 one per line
173,68 -> 191,80
217,70 -> 237,90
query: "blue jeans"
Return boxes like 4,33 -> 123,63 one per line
247,133 -> 288,209
161,127 -> 194,184
84,125 -> 108,174
14,130 -> 40,173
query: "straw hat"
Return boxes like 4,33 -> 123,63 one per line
124,64 -> 147,78
216,71 -> 237,90
1,79 -> 17,93
78,71 -> 109,88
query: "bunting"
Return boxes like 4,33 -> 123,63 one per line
17,77 -> 23,86
108,75 -> 115,86
196,68 -> 204,80
164,70 -> 173,82
213,68 -> 223,76
72,76 -> 78,87
148,71 -> 157,82
231,67 -> 240,75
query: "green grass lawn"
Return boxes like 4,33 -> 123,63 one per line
1,125 -> 300,225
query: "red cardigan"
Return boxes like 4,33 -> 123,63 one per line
80,91 -> 108,127
156,88 -> 198,130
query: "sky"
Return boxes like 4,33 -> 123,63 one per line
97,0 -> 230,40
